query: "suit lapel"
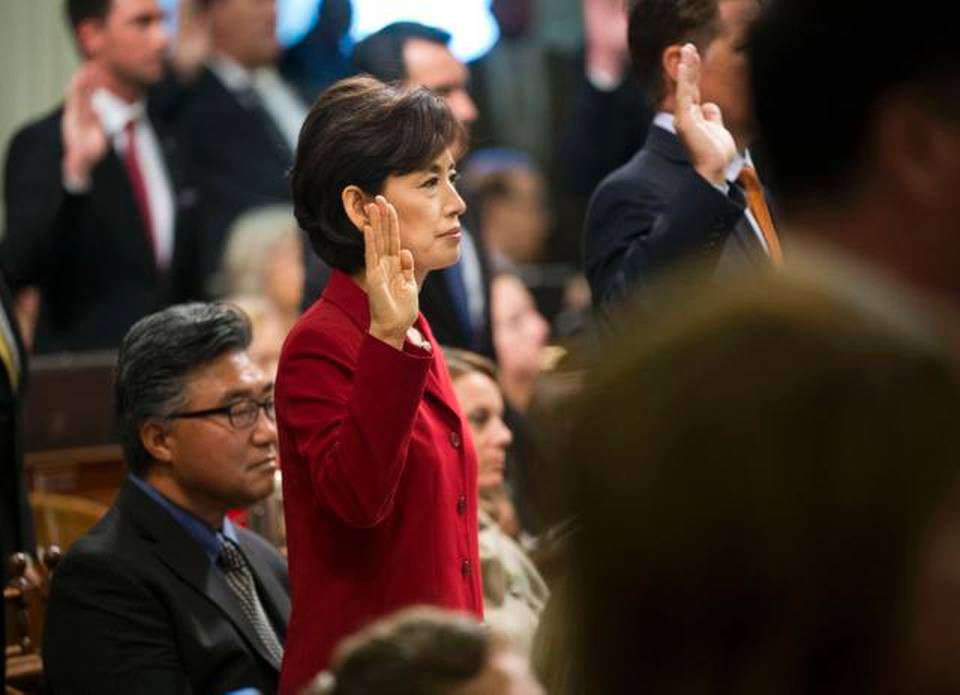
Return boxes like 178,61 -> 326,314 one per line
120,481 -> 283,671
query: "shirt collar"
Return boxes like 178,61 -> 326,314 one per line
129,474 -> 237,562
91,88 -> 145,137
653,111 -> 753,182
208,52 -> 256,92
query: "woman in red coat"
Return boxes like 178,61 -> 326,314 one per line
276,76 -> 483,693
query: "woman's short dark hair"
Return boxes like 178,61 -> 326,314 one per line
291,75 -> 464,274
305,607 -> 496,695
115,302 -> 252,477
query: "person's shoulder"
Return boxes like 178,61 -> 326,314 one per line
6,105 -> 65,158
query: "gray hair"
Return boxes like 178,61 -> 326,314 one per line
214,204 -> 299,297
115,302 -> 252,476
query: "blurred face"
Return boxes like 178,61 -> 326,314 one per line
264,233 -> 304,315
492,275 -> 549,380
455,645 -> 546,695
207,0 -> 278,69
164,350 -> 278,513
82,0 -> 169,90
453,371 -> 513,493
403,38 -> 478,128
485,169 -> 550,263
381,149 -> 467,276
699,0 -> 759,145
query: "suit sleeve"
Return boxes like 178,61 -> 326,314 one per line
43,551 -> 193,695
0,120 -> 78,292
278,327 -> 432,528
583,167 -> 745,307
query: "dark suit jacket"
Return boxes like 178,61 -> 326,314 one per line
0,271 -> 31,686
175,68 -> 295,285
43,479 -> 290,694
583,125 -> 768,314
418,228 -> 495,359
0,105 -> 201,354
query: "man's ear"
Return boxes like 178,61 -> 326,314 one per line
141,420 -> 175,465
75,18 -> 106,60
341,185 -> 372,233
661,44 -> 684,90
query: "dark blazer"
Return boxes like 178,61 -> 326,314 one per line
276,271 -> 483,693
175,68 -> 295,284
0,271 -> 31,687
583,125 -> 767,314
0,105 -> 202,354
418,229 -> 495,359
43,478 -> 290,694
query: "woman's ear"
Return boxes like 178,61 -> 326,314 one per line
341,185 -> 372,233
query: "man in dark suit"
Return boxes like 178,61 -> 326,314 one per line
0,0 -> 202,354
351,23 -> 496,358
0,270 -> 32,686
177,0 -> 310,290
583,0 -> 777,316
43,302 -> 289,693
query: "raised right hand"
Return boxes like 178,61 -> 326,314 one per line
674,43 -> 737,187
364,196 -> 418,350
61,63 -> 109,186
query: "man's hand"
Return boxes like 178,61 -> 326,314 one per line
674,43 -> 736,187
61,63 -> 109,187
364,196 -> 419,351
170,0 -> 211,82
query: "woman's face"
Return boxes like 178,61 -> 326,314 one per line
381,148 -> 466,276
453,371 -> 513,493
492,275 -> 550,379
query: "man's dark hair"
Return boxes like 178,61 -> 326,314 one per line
749,0 -> 960,214
115,303 -> 252,477
351,22 -> 452,82
291,75 -> 463,273
65,0 -> 111,29
627,0 -> 721,107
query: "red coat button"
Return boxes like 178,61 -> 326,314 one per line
457,496 -> 467,515
449,431 -> 461,448
461,559 -> 472,578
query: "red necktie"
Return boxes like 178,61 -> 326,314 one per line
737,165 -> 784,265
123,119 -> 157,265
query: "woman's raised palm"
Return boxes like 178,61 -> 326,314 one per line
364,196 -> 418,346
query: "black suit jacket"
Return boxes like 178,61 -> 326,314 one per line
0,105 -> 201,354
175,68 -> 295,286
583,126 -> 767,314
0,271 -> 31,686
43,479 -> 290,694
419,229 -> 495,359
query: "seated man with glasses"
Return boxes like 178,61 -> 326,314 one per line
43,303 -> 289,694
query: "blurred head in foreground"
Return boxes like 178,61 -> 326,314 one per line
304,606 -> 544,695
563,258 -> 960,694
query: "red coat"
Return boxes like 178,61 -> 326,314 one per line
275,271 -> 483,694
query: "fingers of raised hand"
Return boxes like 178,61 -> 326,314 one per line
701,102 -> 724,125
399,249 -> 415,284
676,43 -> 701,113
362,215 -> 378,273
367,201 -> 385,258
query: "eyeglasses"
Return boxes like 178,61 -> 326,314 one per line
168,397 -> 276,430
